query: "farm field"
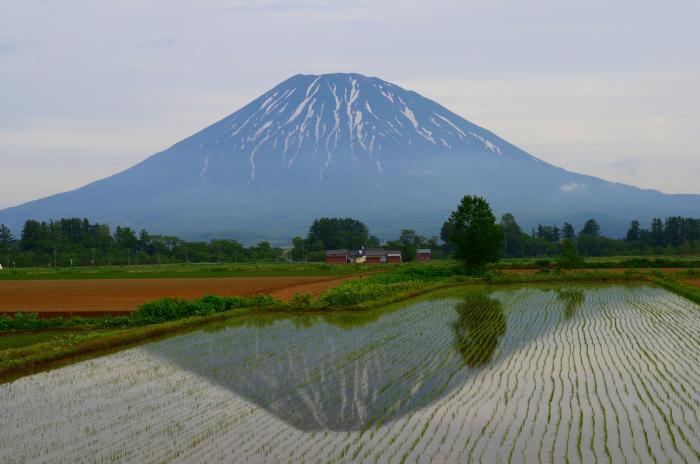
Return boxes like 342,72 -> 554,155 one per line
0,275 -> 358,315
1,284 -> 697,463
0,262 -> 379,281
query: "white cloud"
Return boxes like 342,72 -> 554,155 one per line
560,182 -> 586,193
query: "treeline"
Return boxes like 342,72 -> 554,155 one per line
0,219 -> 287,268
499,214 -> 700,258
1,213 -> 699,268
289,218 -> 447,262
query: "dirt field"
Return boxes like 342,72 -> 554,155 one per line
0,276 -> 357,317
684,278 -> 700,289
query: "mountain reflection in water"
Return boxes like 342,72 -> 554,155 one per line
143,287 -> 582,432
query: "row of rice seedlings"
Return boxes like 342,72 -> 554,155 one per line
614,291 -> 699,460
337,301 -> 464,462
388,289 -> 548,462
380,294 -> 514,462
432,287 -> 560,461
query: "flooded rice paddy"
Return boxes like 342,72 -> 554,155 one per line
0,284 -> 698,463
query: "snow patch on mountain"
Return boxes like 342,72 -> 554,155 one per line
188,73 -> 530,182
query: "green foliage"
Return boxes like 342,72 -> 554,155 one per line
651,275 -> 700,306
580,219 -> 601,237
536,224 -> 561,242
558,239 -> 584,268
6,213 -> 700,270
318,264 -> 461,307
0,294 -> 279,331
501,213 -> 524,258
561,222 -> 576,240
290,217 -> 379,262
132,294 -> 278,324
8,217 -> 290,267
385,229 -> 444,261
307,217 -> 371,250
289,292 -> 313,308
0,313 -> 132,331
576,234 -> 624,257
0,224 -> 13,253
445,196 -> 503,269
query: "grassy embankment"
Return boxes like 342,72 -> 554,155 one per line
497,255 -> 700,269
0,262 -> 698,383
2,253 -> 698,280
0,262 -> 384,280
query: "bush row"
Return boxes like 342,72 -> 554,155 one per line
132,294 -> 278,323
318,264 -> 464,307
0,294 -> 280,331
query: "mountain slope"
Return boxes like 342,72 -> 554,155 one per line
1,73 -> 698,240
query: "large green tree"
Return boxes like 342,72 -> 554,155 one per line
0,224 -> 13,247
561,222 -> 576,241
500,213 -> 524,258
445,196 -> 503,269
626,220 -> 641,242
306,217 -> 370,250
580,219 -> 601,237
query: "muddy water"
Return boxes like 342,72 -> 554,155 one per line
0,285 -> 698,463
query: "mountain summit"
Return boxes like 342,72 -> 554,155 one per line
187,73 -> 539,185
1,73 -> 698,239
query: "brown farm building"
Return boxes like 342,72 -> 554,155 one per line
416,248 -> 432,261
325,249 -> 349,264
325,248 -> 402,264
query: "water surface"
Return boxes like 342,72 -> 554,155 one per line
1,284 -> 698,463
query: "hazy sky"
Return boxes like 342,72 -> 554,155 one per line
1,0 -> 699,209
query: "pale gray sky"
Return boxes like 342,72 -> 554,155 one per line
1,0 -> 699,209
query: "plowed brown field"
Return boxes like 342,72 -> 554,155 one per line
0,276 -> 357,317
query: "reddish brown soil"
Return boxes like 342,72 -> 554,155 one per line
0,276 -> 357,317
684,278 -> 700,289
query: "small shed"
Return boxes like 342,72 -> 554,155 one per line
325,249 -> 349,264
364,248 -> 388,264
386,250 -> 402,263
416,248 -> 432,261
